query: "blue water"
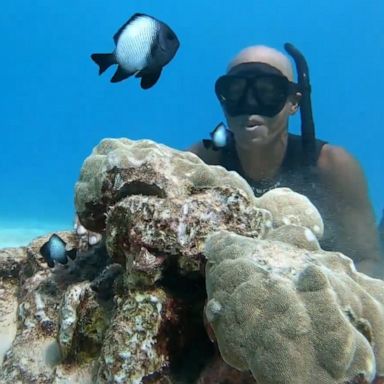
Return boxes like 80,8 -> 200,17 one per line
1,0 -> 383,245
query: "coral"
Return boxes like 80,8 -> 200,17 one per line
204,230 -> 384,384
1,138 -> 384,384
257,187 -> 324,239
2,139 -> 267,383
75,138 -> 256,232
105,187 -> 268,279
0,247 -> 25,366
57,282 -> 109,362
97,288 -> 171,383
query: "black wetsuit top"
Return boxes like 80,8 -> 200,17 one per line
217,133 -> 336,250
220,133 -> 326,196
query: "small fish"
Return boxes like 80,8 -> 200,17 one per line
202,122 -> 233,151
40,234 -> 77,268
91,13 -> 180,89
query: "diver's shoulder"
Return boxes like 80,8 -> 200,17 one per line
317,143 -> 364,179
318,143 -> 357,168
186,141 -> 222,165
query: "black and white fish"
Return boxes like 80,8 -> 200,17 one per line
202,122 -> 233,151
40,234 -> 77,268
91,13 -> 180,89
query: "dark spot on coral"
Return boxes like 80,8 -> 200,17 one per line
155,256 -> 215,382
82,202 -> 108,232
193,349 -> 256,383
39,319 -> 56,336
90,263 -> 123,299
64,295 -> 110,364
39,279 -> 61,297
344,308 -> 373,344
115,181 -> 166,200
0,254 -> 22,278
142,371 -> 170,383
105,167 -> 166,200
344,373 -> 371,384
20,258 -> 35,280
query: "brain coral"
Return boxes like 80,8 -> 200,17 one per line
204,230 -> 384,384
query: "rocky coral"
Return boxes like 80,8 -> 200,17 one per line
105,187 -> 267,279
0,247 -> 25,366
0,232 -> 110,383
75,138 -> 257,232
205,230 -> 384,384
1,138 -> 384,384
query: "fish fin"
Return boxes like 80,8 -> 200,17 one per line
212,122 -> 224,132
91,53 -> 116,75
140,70 -> 162,89
110,66 -> 133,83
113,13 -> 149,44
57,256 -> 69,265
202,139 -> 212,149
203,139 -> 220,151
66,248 -> 77,261
40,241 -> 50,258
226,129 -> 235,143
50,233 -> 66,245
40,242 -> 54,267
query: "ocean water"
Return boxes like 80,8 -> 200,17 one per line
0,0 -> 383,248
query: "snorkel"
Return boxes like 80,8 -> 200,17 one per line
284,43 -> 317,167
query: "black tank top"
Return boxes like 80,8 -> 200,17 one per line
220,133 -> 326,195
218,133 -> 336,250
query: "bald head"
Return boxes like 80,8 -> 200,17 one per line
228,45 -> 294,81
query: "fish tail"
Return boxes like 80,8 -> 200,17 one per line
91,53 -> 116,75
66,248 -> 77,261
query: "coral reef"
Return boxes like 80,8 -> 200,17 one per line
75,138 -> 257,232
0,247 -> 24,366
1,138 -> 383,384
205,230 -> 384,384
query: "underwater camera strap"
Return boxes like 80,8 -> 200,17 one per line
284,43 -> 317,167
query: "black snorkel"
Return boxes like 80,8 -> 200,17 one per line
284,43 -> 317,167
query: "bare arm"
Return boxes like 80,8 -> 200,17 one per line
317,144 -> 383,271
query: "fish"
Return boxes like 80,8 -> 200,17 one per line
202,122 -> 233,151
40,234 -> 77,268
91,13 -> 180,89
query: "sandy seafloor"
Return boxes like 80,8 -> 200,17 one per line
0,221 -> 71,249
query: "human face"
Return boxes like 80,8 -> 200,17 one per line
216,62 -> 299,149
225,95 -> 299,149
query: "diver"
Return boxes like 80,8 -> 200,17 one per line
189,44 -> 384,277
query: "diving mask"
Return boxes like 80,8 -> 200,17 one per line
215,62 -> 298,117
